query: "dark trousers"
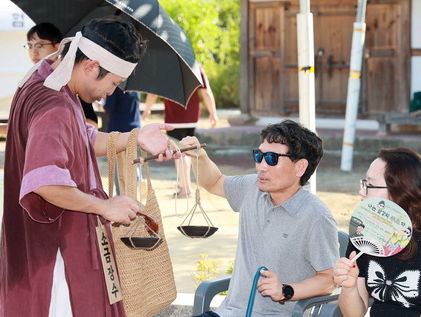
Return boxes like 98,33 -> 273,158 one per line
193,311 -> 220,317
167,127 -> 196,141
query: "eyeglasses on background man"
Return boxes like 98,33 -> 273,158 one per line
23,42 -> 56,50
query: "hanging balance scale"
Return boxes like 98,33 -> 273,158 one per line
129,143 -> 217,246
177,187 -> 218,238
175,143 -> 218,238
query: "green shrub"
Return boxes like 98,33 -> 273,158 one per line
193,254 -> 235,295
159,0 -> 240,109
226,260 -> 234,275
193,253 -> 222,287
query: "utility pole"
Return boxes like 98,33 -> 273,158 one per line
297,0 -> 316,193
341,0 -> 368,171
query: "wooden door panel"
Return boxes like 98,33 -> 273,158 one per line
249,2 -> 283,115
283,9 -> 298,66
283,10 -> 298,114
253,57 -> 281,114
282,4 -> 354,115
253,5 -> 281,51
312,0 -> 357,6
364,0 -> 410,114
366,57 -> 395,114
365,4 -> 399,48
283,70 -> 298,113
314,13 -> 354,113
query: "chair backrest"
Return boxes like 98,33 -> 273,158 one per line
338,231 -> 349,258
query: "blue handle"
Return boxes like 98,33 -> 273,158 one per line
245,266 -> 268,317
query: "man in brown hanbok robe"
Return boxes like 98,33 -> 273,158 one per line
0,18 -> 176,317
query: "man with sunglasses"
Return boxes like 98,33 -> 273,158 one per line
182,120 -> 338,317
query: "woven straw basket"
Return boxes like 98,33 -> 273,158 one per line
107,130 -> 176,317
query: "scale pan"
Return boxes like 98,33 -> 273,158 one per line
120,236 -> 162,249
177,225 -> 218,238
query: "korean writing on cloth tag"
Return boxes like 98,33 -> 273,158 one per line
96,224 -> 123,304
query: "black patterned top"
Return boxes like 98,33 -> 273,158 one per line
346,231 -> 421,317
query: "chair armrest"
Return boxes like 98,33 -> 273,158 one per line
291,293 -> 340,317
192,276 -> 231,316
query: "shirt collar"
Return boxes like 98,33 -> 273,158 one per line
38,59 -> 55,79
263,187 -> 306,216
36,59 -> 77,103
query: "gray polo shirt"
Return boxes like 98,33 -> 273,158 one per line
215,174 -> 338,317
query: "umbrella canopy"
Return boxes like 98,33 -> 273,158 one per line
11,0 -> 202,107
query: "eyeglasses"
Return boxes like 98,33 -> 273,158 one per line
252,149 -> 292,166
23,42 -> 55,50
360,178 -> 388,195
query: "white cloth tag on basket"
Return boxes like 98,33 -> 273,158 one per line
96,224 -> 123,304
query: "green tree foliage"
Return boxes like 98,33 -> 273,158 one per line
159,0 -> 240,108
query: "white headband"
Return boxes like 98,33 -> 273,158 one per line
19,31 -> 138,91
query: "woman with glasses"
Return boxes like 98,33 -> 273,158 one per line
334,148 -> 421,317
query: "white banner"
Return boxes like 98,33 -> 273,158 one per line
0,1 -> 34,30
412,0 -> 421,48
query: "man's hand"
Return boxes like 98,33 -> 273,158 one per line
137,123 -> 179,161
257,270 -> 284,301
180,136 -> 207,158
209,112 -> 218,128
99,195 -> 139,225
179,135 -> 225,197
333,251 -> 360,288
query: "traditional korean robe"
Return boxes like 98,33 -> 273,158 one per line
0,60 -> 125,316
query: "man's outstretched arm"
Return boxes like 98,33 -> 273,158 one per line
93,123 -> 176,159
180,136 -> 225,197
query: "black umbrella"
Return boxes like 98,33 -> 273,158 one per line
11,0 -> 202,107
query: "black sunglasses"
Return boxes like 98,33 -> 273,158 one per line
252,149 -> 292,166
